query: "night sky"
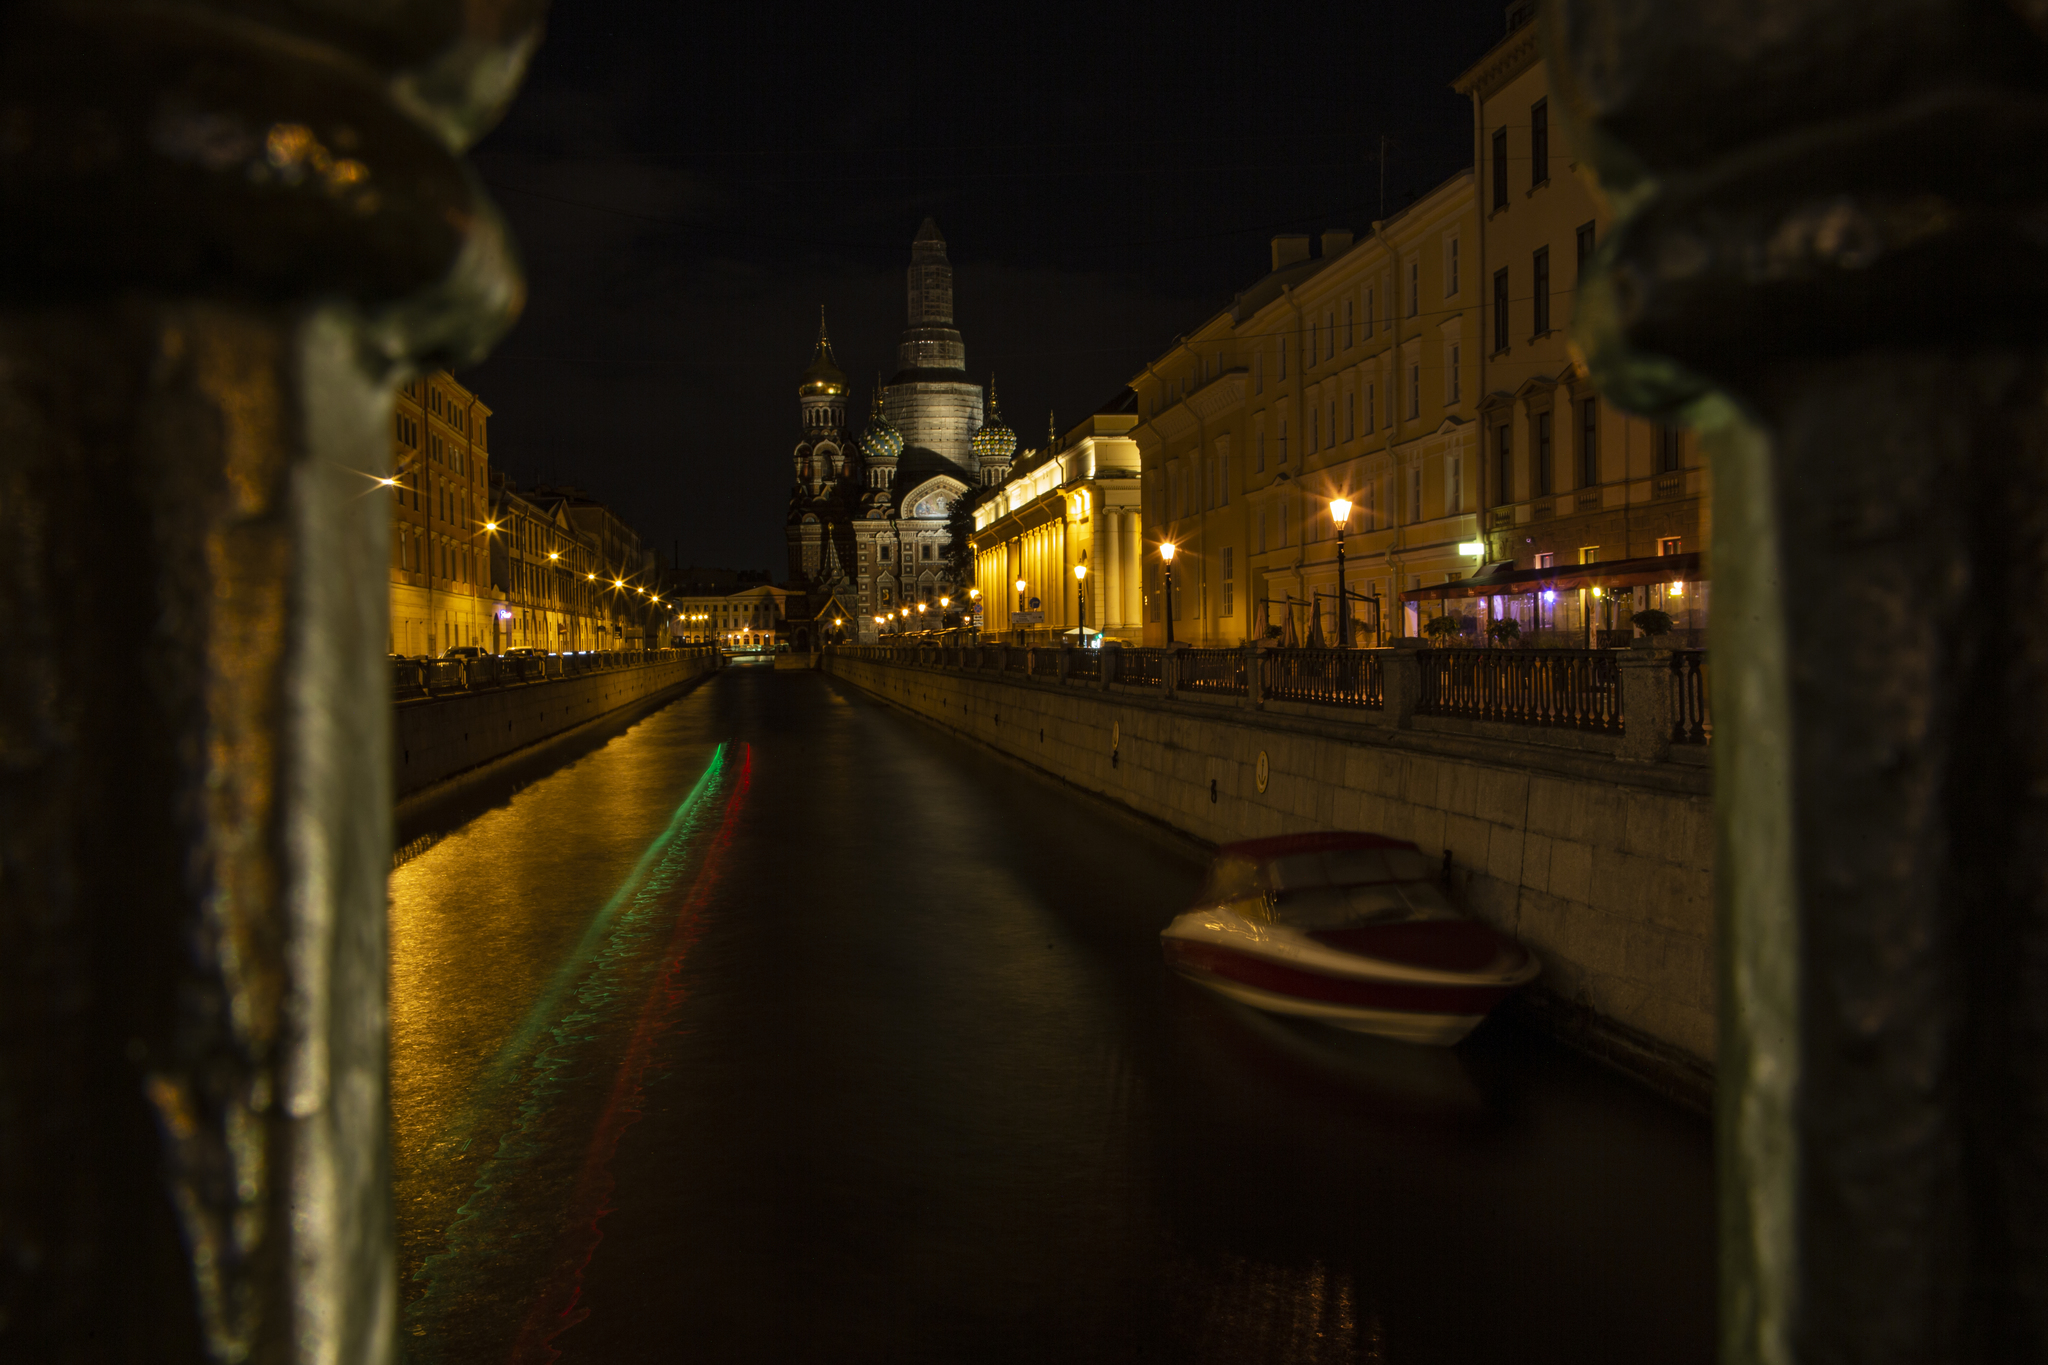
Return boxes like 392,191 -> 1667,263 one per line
461,0 -> 1510,577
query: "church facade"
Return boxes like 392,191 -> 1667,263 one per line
785,220 -> 1017,643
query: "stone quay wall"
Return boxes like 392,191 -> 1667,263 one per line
823,647 -> 1716,1101
396,653 -> 720,799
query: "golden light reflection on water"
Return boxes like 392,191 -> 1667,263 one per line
387,708 -> 728,1355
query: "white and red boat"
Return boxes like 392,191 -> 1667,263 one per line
1160,832 -> 1539,1046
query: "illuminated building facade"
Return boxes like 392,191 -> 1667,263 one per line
388,371 -> 492,656
783,220 -> 1015,642
970,395 -> 1143,642
1455,12 -> 1708,641
1129,174 -> 1484,648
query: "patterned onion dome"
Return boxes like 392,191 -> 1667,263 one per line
799,308 -> 848,397
859,393 -> 904,461
969,379 -> 1017,463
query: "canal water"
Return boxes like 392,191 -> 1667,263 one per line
390,663 -> 1714,1364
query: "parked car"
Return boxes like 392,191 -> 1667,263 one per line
502,647 -> 542,658
441,646 -> 484,660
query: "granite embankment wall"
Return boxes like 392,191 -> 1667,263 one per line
396,653 -> 720,799
823,649 -> 1716,1101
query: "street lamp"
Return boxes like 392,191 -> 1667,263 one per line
1073,563 -> 1088,647
1159,542 -> 1177,645
1329,497 -> 1353,649
1015,578 -> 1027,613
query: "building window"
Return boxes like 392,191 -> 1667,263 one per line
1580,398 -> 1600,486
879,545 -> 892,562
1493,269 -> 1509,352
1448,344 -> 1461,404
1581,546 -> 1600,565
1325,312 -> 1335,360
1279,338 -> 1288,380
1345,392 -> 1355,441
1531,99 -> 1549,188
1217,449 -> 1230,505
1364,287 -> 1375,338
1576,220 -> 1597,280
1308,320 -> 1317,367
921,543 -> 934,560
1278,417 -> 1288,463
1661,536 -> 1683,556
1222,547 -> 1235,617
1257,510 -> 1267,553
1535,411 -> 1553,495
1407,261 -> 1419,317
1309,406 -> 1318,452
1408,467 -> 1423,523
1365,382 -> 1376,434
1449,455 -> 1463,513
1408,363 -> 1420,420
1533,246 -> 1551,334
1446,238 -> 1460,296
1535,551 -> 1554,570
1256,425 -> 1266,472
1344,299 -> 1355,348
1492,128 -> 1509,210
1658,425 -> 1684,473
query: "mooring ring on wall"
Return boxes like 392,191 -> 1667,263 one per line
1112,720 -> 1120,750
1255,750 -> 1269,794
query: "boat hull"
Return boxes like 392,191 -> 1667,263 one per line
1161,934 -> 1525,1047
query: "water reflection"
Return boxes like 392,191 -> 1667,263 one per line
390,668 -> 1713,1364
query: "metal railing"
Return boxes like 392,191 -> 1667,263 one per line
1004,646 -> 1029,673
1067,650 -> 1100,681
1262,648 -> 1382,709
1670,649 -> 1711,744
392,646 -> 710,700
1417,648 -> 1623,733
1178,648 -> 1248,696
1115,648 -> 1165,688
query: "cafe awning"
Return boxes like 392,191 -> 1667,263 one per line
1399,551 -> 1706,603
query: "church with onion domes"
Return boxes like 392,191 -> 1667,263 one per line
784,219 -> 1021,642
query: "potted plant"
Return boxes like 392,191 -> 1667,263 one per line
1423,613 -> 1461,645
1631,608 -> 1676,649
1486,618 -> 1522,648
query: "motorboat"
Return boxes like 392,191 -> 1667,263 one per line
1159,832 -> 1539,1046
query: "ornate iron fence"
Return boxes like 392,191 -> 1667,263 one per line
1116,648 -> 1164,688
1004,646 -> 1029,673
1179,648 -> 1248,696
1067,649 -> 1100,681
1262,648 -> 1382,709
1670,649 -> 1711,744
1417,648 -> 1623,733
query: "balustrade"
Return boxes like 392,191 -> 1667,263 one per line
1116,648 -> 1165,688
1066,649 -> 1100,681
1669,650 -> 1711,744
1178,648 -> 1248,696
1263,648 -> 1382,709
1417,648 -> 1623,733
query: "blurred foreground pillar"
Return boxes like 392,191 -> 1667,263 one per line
0,3 -> 540,1359
1554,3 -> 2048,1360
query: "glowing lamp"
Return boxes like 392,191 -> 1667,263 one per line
1542,590 -> 1557,604
1591,586 -> 1604,598
1015,579 -> 1027,593
484,521 -> 499,532
1329,498 -> 1352,528
1074,564 -> 1087,581
1670,583 -> 1685,595
1159,542 -> 1176,563
1458,541 -> 1485,557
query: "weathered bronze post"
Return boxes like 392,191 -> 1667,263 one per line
0,3 -> 541,1359
1553,3 -> 2048,1360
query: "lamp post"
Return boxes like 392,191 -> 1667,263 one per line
1159,541 -> 1177,645
1073,562 -> 1088,647
1329,498 -> 1352,649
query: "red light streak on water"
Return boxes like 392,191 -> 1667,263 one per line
508,742 -> 753,1364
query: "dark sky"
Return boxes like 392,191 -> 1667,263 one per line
461,0 -> 1510,577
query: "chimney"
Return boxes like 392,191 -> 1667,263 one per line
1270,234 -> 1311,271
1321,229 -> 1354,258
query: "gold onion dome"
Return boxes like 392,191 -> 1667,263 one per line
969,379 -> 1017,462
799,307 -> 847,397
859,392 -> 904,461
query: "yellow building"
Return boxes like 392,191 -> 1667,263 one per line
1454,11 -> 1708,641
969,398 -> 1143,642
485,482 -> 609,654
388,371 -> 492,656
1129,172 -> 1484,647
